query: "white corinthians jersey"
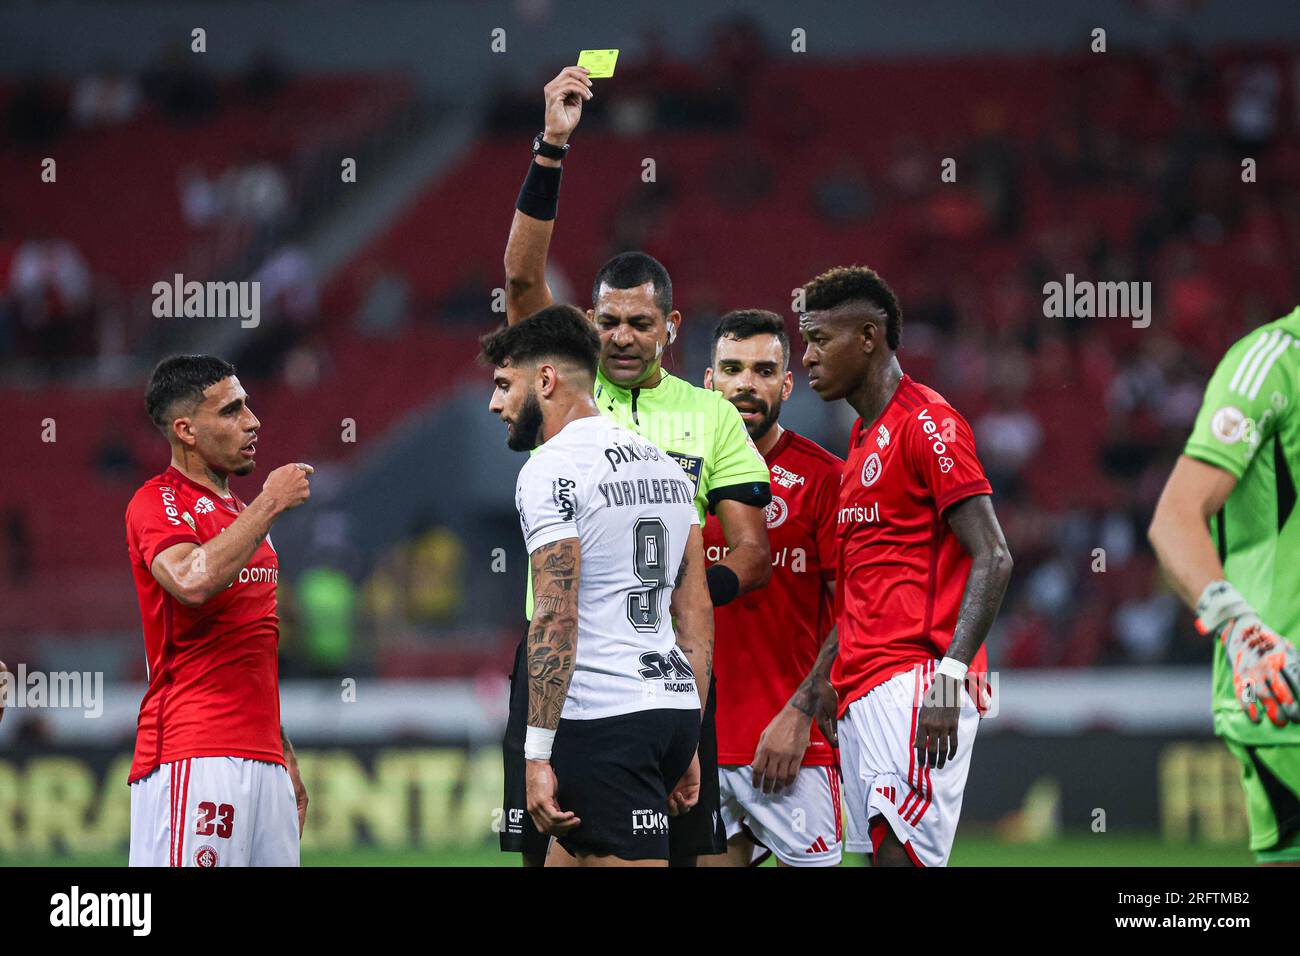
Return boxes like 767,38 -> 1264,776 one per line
516,415 -> 701,720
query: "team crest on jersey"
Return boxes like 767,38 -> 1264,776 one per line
876,424 -> 890,449
667,452 -> 703,495
181,511 -> 196,531
765,495 -> 789,529
194,496 -> 215,515
1211,405 -> 1248,445
194,844 -> 219,868
861,452 -> 883,487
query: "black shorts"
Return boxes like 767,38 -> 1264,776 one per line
501,629 -> 725,859
668,677 -> 725,860
553,707 -> 700,861
500,629 -> 546,855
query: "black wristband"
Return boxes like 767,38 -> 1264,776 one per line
706,564 -> 741,607
516,160 -> 563,221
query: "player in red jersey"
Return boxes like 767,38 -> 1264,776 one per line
798,267 -> 1013,867
125,355 -> 312,867
695,310 -> 845,867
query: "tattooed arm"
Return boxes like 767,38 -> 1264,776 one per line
752,582 -> 840,793
942,495 -> 1013,669
523,537 -> 583,837
788,580 -> 838,730
669,524 -> 714,710
526,538 -> 581,729
916,494 -> 1012,771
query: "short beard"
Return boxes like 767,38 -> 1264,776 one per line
508,391 -> 544,451
233,460 -> 256,477
739,397 -> 781,444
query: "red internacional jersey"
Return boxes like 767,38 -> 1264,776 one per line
834,375 -> 993,717
125,466 -> 284,783
704,429 -> 843,767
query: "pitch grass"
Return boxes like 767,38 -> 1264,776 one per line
3,835 -> 1256,867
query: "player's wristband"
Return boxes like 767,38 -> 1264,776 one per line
524,726 -> 555,761
516,160 -> 563,221
936,657 -> 968,683
706,564 -> 740,607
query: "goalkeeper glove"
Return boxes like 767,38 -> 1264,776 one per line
1196,580 -> 1300,727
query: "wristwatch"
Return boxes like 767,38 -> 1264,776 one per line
532,132 -> 569,161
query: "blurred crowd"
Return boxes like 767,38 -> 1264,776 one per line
5,18 -> 1300,675
276,510 -> 467,678
0,46 -> 411,380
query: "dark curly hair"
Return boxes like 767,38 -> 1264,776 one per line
801,265 -> 902,350
478,303 -> 600,377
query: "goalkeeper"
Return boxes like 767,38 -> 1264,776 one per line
1149,306 -> 1300,866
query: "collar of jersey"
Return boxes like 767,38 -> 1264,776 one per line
855,373 -> 912,446
763,426 -> 793,464
164,465 -> 237,507
595,366 -> 677,401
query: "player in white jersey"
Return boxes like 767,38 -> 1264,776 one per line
482,304 -> 715,867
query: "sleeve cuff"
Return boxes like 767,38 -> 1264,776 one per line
1183,444 -> 1247,481
145,533 -> 201,569
935,480 -> 992,515
526,525 -> 579,554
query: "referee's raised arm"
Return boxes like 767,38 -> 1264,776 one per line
504,66 -> 592,325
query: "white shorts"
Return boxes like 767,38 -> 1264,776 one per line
839,661 -> 980,867
129,757 -> 300,867
718,763 -> 843,867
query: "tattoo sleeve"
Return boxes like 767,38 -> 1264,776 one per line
788,628 -> 838,717
526,538 -> 581,731
943,495 -> 1013,666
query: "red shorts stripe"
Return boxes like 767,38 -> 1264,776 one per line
911,760 -> 935,825
168,763 -> 176,867
869,814 -> 927,867
903,662 -> 923,809
905,662 -> 936,824
827,766 -> 843,843
911,662 -> 940,826
175,759 -> 191,867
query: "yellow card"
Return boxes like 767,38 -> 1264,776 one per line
577,49 -> 619,78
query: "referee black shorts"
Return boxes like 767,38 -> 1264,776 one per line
668,677 -> 725,860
